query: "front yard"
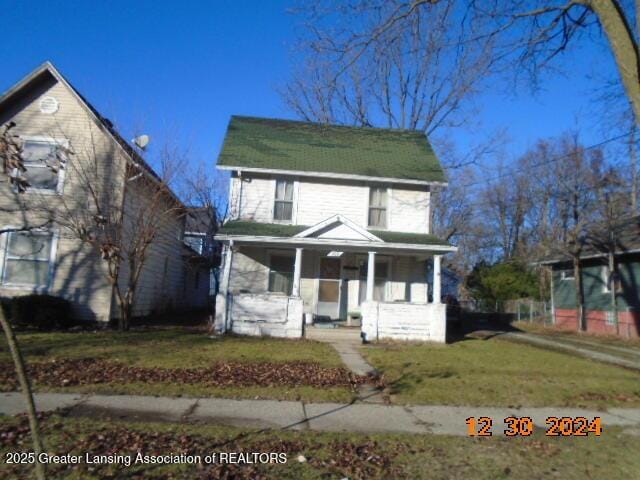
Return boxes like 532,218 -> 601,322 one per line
0,328 -> 360,402
362,335 -> 640,409
1,413 -> 638,479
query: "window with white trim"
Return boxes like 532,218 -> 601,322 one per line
606,310 -> 616,325
273,179 -> 294,222
268,254 -> 294,295
184,233 -> 205,254
368,187 -> 388,228
560,269 -> 574,280
1,231 -> 55,288
20,139 -> 64,193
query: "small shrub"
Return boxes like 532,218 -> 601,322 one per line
10,294 -> 75,331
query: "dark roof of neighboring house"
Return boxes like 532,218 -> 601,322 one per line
0,62 -> 183,207
541,216 -> 640,264
217,116 -> 446,183
217,220 -> 450,246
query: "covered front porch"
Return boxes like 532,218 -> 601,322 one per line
214,217 -> 456,342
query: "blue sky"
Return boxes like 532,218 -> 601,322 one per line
0,0 -> 625,175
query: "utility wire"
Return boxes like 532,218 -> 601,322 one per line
456,130 -> 632,190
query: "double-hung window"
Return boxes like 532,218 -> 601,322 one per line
368,187 -> 387,228
268,254 -> 294,295
1,231 -> 54,288
274,179 -> 294,222
20,139 -> 64,193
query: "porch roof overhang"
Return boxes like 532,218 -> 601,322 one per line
216,220 -> 457,255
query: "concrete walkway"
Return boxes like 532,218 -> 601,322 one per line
305,326 -> 383,402
305,327 -> 376,376
2,392 -> 640,437
504,332 -> 640,370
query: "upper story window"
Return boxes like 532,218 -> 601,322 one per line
368,186 -> 388,228
274,179 -> 294,222
1,230 -> 55,288
20,139 -> 65,193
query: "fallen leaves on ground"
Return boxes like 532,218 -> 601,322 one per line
0,414 -> 404,479
577,392 -> 639,403
0,358 -> 381,391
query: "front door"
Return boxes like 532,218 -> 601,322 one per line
317,257 -> 341,319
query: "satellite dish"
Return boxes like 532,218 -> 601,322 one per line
132,135 -> 150,150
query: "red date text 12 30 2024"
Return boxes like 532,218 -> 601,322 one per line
465,416 -> 602,437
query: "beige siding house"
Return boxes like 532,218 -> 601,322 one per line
0,62 -> 209,322
214,116 -> 456,342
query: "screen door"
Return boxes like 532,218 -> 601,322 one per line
317,257 -> 341,318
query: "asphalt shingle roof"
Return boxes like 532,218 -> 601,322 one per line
218,221 -> 450,246
217,116 -> 445,183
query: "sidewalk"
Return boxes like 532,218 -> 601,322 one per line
2,392 -> 640,437
504,332 -> 640,370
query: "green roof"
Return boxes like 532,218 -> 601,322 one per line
218,221 -> 450,246
219,221 -> 307,238
217,116 -> 445,183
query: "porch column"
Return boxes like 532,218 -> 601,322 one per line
221,241 -> 234,295
217,240 -> 234,333
366,251 -> 376,301
292,247 -> 303,297
433,254 -> 441,304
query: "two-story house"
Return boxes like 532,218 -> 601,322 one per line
0,62 -> 209,322
214,116 -> 457,342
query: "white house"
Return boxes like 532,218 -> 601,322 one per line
213,116 -> 456,342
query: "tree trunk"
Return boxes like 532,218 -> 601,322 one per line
573,256 -> 587,332
586,0 -> 640,125
631,124 -> 638,212
119,301 -> 131,331
609,250 -> 620,335
0,310 -> 46,480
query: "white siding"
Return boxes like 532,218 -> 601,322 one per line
234,173 -> 430,234
296,179 -> 368,227
389,187 -> 430,234
239,176 -> 274,222
361,301 -> 446,342
117,178 -> 190,318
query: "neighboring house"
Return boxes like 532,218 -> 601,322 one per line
183,206 -> 220,303
213,116 -> 457,342
542,217 -> 640,339
0,62 -> 209,322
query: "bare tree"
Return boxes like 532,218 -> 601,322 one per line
284,0 -> 496,134
50,128 -> 188,331
585,165 -> 632,334
180,163 -> 229,332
